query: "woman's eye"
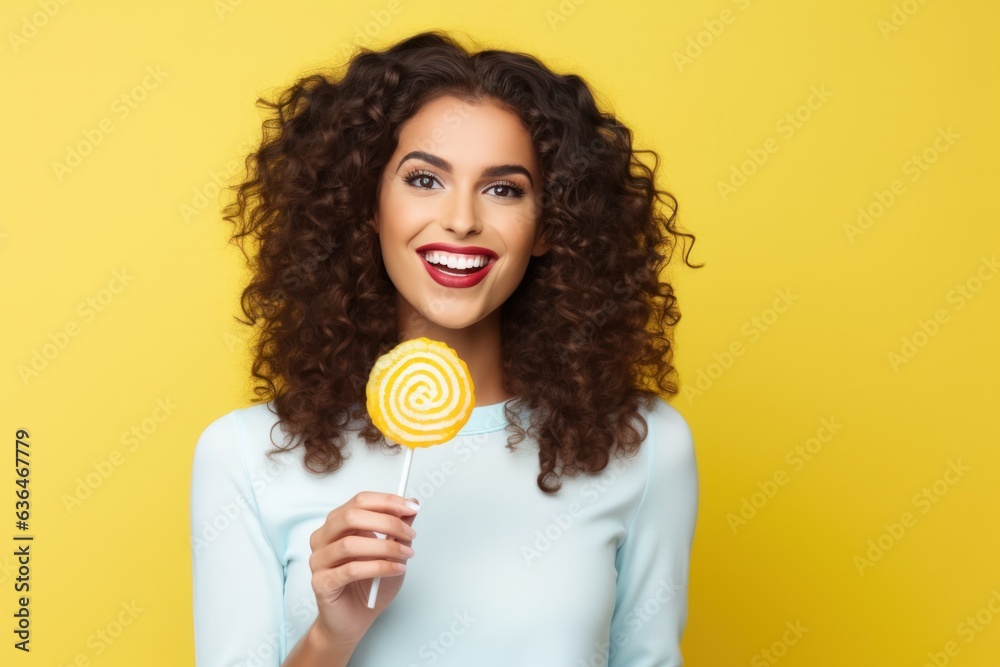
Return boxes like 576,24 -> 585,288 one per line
404,170 -> 442,189
488,182 -> 526,198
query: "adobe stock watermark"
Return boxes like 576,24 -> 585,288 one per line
750,620 -> 809,667
55,600 -> 144,665
919,588 -> 1000,667
717,84 -> 833,201
179,134 -> 258,223
366,431 -> 495,513
61,398 -> 178,513
545,0 -> 589,30
332,0 -> 404,61
672,0 -> 757,73
594,577 -> 681,666
555,263 -> 659,365
191,445 -> 284,554
520,451 -> 636,566
400,97 -> 477,164
877,0 -> 932,40
682,287 -> 799,404
213,0 -> 249,21
18,268 -> 135,386
726,417 -> 843,534
51,65 -> 169,182
226,233 -> 344,343
844,126 -> 959,243
887,254 -> 997,372
222,327 -> 250,353
405,610 -> 477,667
288,587 -> 321,631
0,556 -> 16,585
8,0 -> 71,53
853,458 -> 969,576
233,630 -> 281,667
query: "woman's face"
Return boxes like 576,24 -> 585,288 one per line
374,94 -> 549,333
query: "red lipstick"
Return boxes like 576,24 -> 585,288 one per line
415,243 -> 497,289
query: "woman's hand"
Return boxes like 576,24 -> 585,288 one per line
306,491 -> 420,650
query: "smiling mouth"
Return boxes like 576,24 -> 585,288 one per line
416,250 -> 496,288
419,252 -> 495,275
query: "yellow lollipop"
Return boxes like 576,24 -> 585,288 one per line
364,337 -> 475,608
366,337 -> 475,447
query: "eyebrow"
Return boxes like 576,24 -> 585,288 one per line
395,150 -> 534,187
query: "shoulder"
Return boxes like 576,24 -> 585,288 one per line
631,395 -> 698,513
191,402 -> 284,469
640,394 -> 697,469
624,395 -> 699,534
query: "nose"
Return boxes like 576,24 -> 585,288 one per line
439,187 -> 482,237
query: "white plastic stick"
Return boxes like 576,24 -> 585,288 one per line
367,446 -> 414,609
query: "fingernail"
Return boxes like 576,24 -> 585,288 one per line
405,500 -> 421,512
400,544 -> 415,557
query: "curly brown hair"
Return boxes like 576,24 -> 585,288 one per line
223,29 -> 702,494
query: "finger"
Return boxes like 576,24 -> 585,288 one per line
310,534 -> 415,571
354,491 -> 422,518
340,507 -> 417,542
313,559 -> 406,601
311,496 -> 419,551
339,504 -> 419,550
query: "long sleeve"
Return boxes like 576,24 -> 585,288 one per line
190,410 -> 287,666
608,400 -> 699,667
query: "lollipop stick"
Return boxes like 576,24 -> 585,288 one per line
367,446 -> 414,609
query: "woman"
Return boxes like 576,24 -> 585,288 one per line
191,30 -> 701,666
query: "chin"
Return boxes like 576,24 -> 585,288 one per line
427,316 -> 481,331
398,292 -> 494,333
416,307 -> 486,331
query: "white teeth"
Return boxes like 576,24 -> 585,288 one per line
422,251 -> 490,269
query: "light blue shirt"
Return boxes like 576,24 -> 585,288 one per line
190,395 -> 698,666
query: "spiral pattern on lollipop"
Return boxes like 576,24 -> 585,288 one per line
366,337 -> 475,447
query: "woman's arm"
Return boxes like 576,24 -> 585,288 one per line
607,398 -> 699,667
281,620 -> 357,667
190,410 -> 287,665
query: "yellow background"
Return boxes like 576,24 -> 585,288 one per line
3,0 -> 998,664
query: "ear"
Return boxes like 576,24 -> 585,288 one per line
531,229 -> 550,257
372,212 -> 380,235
